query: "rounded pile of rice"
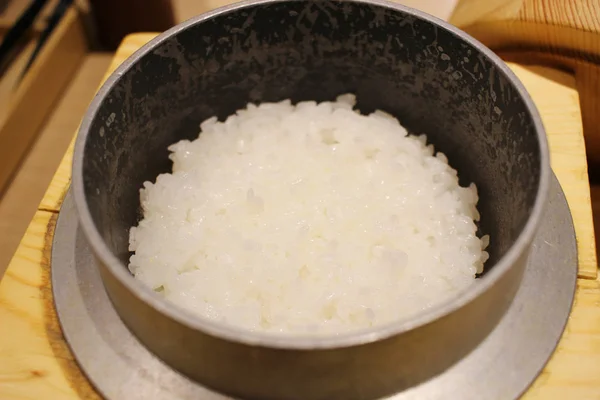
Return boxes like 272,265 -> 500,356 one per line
128,94 -> 489,335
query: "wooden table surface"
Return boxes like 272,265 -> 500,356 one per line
0,33 -> 598,400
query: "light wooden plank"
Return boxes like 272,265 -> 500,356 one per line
173,0 -> 459,22
450,0 -> 600,56
0,211 -> 100,400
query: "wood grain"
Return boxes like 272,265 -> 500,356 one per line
0,211 -> 100,400
450,0 -> 600,58
172,0 -> 459,22
0,33 -> 598,400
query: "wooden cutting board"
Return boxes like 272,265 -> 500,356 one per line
0,33 -> 598,400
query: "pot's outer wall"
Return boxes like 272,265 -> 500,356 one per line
97,249 -> 527,399
78,0 -> 544,398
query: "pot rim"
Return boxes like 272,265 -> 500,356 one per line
72,0 -> 550,350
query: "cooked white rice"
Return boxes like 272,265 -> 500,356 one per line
128,94 -> 489,335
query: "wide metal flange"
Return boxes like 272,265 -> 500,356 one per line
52,173 -> 577,400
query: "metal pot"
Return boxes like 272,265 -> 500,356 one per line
72,1 -> 550,399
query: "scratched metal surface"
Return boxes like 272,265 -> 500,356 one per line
81,0 -> 544,268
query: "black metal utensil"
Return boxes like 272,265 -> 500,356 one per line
19,0 -> 73,78
0,0 -> 49,77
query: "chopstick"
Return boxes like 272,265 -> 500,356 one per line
20,0 -> 73,78
0,0 -> 50,77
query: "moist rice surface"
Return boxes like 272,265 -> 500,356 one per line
128,94 -> 489,335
